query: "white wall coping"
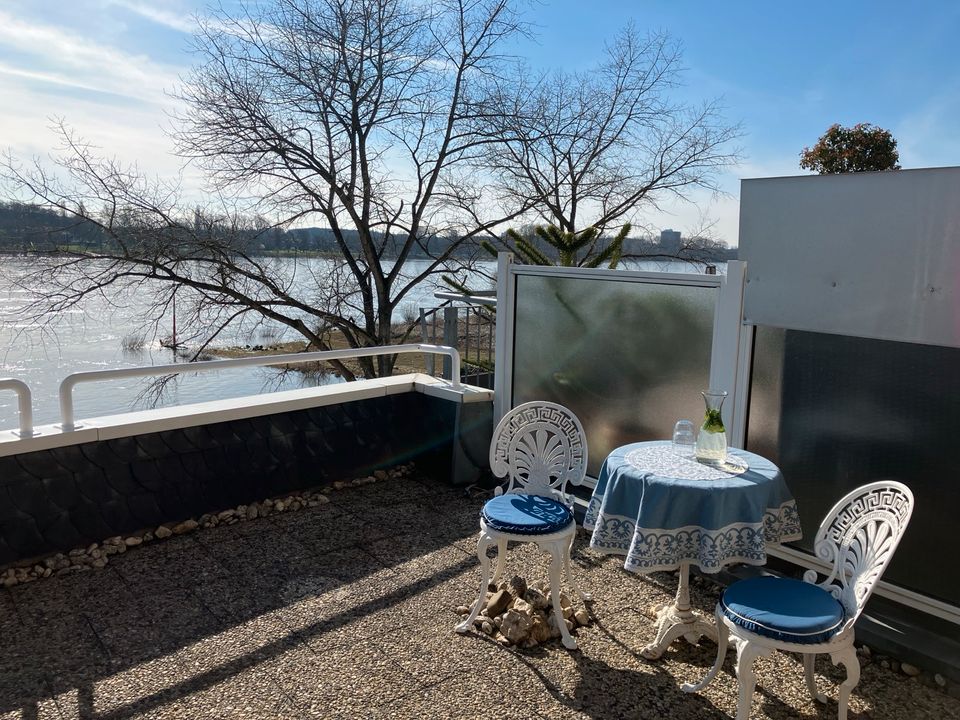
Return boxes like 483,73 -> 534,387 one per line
0,374 -> 493,458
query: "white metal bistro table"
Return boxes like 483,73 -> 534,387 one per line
584,441 -> 801,659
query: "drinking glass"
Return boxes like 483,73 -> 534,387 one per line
672,420 -> 696,457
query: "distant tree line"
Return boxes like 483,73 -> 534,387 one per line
0,201 -> 735,262
0,201 -> 440,256
0,201 -> 101,252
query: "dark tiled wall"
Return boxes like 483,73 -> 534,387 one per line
0,392 -> 491,566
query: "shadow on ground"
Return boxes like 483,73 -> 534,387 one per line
1,473 -> 956,719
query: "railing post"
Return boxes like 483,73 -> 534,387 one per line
419,308 -> 435,376
443,306 -> 458,380
59,376 -> 78,431
0,379 -> 34,437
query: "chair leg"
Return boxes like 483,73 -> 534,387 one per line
455,532 -> 495,635
563,530 -> 591,602
682,607 -> 729,693
830,645 -> 860,720
546,541 -> 577,649
734,639 -> 763,720
804,653 -> 828,704
491,538 -> 508,585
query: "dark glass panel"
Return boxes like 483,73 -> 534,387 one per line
747,327 -> 960,606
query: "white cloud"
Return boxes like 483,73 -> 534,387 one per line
0,9 -> 183,106
107,0 -> 196,34
640,186 -> 740,247
895,86 -> 960,170
0,73 -> 189,179
0,8 -> 199,196
0,61 -> 109,95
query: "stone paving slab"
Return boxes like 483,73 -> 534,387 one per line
0,472 -> 957,720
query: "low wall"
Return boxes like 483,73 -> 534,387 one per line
0,374 -> 493,566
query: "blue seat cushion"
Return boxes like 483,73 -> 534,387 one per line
481,494 -> 573,535
720,576 -> 845,645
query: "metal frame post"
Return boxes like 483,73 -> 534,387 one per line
707,260 -> 749,444
492,252 -> 516,424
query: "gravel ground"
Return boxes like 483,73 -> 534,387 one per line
1,473 -> 957,720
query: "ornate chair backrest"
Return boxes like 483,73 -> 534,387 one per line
803,481 -> 914,621
489,401 -> 587,505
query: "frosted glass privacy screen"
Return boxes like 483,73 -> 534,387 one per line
512,273 -> 715,477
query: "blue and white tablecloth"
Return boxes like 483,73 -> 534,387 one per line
584,441 -> 802,574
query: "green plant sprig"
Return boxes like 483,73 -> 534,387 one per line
703,408 -> 725,433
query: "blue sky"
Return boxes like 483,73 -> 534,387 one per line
2,0 -> 959,244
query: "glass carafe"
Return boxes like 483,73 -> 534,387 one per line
695,390 -> 728,465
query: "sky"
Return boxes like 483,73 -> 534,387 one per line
1,0 -> 959,245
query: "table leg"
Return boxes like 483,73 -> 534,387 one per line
640,562 -> 717,660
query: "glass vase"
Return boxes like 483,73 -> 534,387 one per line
695,389 -> 728,465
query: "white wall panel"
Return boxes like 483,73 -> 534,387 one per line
739,167 -> 960,348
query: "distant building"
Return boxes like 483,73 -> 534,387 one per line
660,228 -> 681,254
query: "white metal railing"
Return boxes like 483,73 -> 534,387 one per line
58,343 -> 461,431
432,290 -> 498,307
420,304 -> 495,378
0,378 -> 33,437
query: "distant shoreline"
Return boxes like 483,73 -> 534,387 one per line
0,249 -> 344,260
0,248 -> 737,262
0,248 -> 478,261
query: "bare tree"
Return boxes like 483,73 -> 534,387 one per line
2,0 -> 534,379
484,25 -> 740,242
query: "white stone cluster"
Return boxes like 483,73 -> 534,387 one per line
856,644 -> 955,696
0,463 -> 414,588
456,574 -> 591,648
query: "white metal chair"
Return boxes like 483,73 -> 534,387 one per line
683,481 -> 914,720
455,401 -> 590,649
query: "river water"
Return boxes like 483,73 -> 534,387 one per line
0,255 -> 714,430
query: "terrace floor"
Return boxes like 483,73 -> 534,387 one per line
2,472 -> 958,720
